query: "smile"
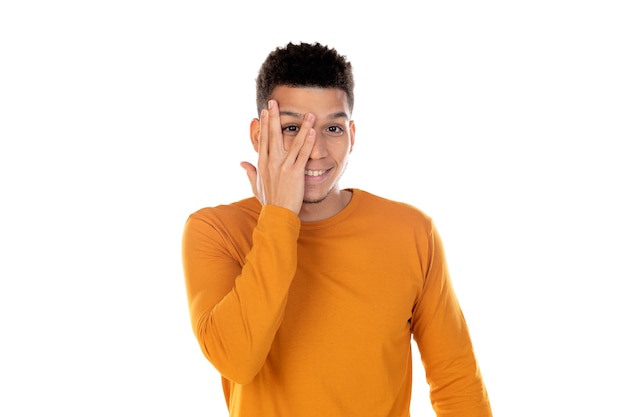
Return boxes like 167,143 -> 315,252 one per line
305,169 -> 326,177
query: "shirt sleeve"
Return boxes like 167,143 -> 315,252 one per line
411,222 -> 492,417
181,204 -> 301,384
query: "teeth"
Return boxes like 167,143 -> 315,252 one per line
305,169 -> 325,176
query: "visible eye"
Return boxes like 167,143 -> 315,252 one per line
282,125 -> 300,136
326,125 -> 345,136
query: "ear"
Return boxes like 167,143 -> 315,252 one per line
249,118 -> 260,152
348,120 -> 356,153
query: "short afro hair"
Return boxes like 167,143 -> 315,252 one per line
255,42 -> 354,115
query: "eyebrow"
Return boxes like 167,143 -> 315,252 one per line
279,110 -> 349,120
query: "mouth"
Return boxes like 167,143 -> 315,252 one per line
305,169 -> 327,177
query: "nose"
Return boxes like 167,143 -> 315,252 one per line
309,133 -> 328,160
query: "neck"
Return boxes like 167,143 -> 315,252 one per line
298,189 -> 352,222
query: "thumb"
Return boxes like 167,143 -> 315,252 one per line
240,161 -> 266,205
240,161 -> 257,184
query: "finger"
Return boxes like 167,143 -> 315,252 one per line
287,112 -> 316,161
240,161 -> 258,192
258,109 -> 269,160
294,128 -> 316,167
240,161 -> 267,204
267,100 -> 284,155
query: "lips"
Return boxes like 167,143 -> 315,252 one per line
305,169 -> 327,177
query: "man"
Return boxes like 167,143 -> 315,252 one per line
182,42 -> 492,416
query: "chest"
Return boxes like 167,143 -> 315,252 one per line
281,230 -> 424,343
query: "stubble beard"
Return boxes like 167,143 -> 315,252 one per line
302,160 -> 349,205
303,187 -> 335,205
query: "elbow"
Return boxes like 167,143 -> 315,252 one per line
222,367 -> 260,386
195,325 -> 265,386
200,345 -> 263,385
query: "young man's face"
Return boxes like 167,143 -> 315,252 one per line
253,86 -> 355,210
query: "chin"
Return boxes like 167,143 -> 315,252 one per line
303,186 -> 336,205
303,198 -> 325,205
303,194 -> 327,205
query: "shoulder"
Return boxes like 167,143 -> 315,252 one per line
185,197 -> 261,239
183,198 -> 261,263
354,189 -> 433,227
188,197 -> 260,222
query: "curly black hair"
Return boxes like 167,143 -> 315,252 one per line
255,42 -> 354,115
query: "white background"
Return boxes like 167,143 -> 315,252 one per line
1,1 -> 625,416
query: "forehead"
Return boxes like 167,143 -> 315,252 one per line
270,86 -> 350,118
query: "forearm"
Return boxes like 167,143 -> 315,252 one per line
423,331 -> 492,417
183,205 -> 300,384
413,224 -> 492,416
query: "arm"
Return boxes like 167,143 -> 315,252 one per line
182,205 -> 299,384
183,100 -> 316,384
411,223 -> 492,417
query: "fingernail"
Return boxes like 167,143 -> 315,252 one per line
268,100 -> 274,109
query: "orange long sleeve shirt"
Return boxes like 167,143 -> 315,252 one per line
182,189 -> 491,416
